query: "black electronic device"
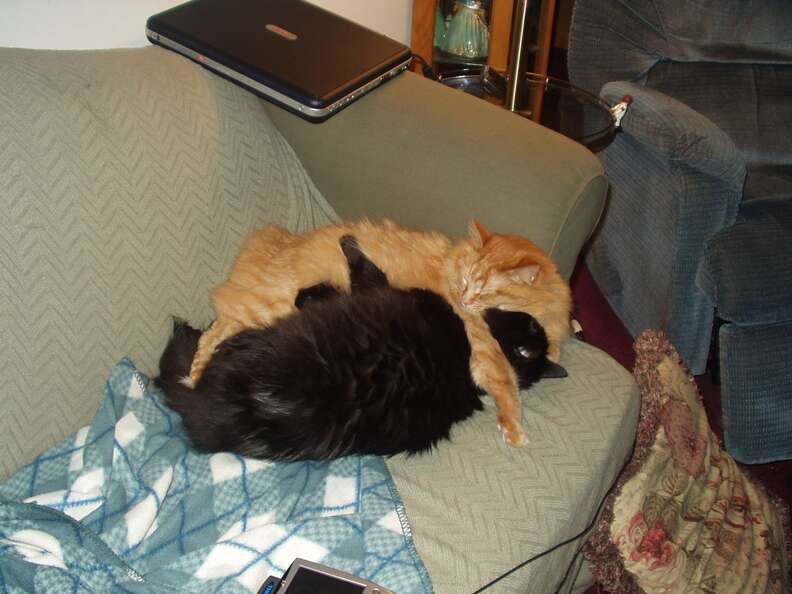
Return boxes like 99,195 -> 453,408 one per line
258,558 -> 394,594
146,0 -> 411,122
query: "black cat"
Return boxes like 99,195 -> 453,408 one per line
156,236 -> 566,461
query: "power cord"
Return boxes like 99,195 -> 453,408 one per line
410,53 -> 438,80
470,458 -> 626,594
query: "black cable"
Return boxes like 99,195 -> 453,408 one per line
410,53 -> 438,80
470,459 -> 626,594
469,513 -> 600,594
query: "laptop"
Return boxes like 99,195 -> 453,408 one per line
146,0 -> 412,122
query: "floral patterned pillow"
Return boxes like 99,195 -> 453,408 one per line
584,330 -> 790,593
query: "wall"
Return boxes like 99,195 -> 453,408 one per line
0,0 -> 412,49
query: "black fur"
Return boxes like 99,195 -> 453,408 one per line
156,236 -> 566,461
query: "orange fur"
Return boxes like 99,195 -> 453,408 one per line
450,221 -> 573,363
189,219 -> 572,447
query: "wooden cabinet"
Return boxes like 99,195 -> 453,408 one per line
410,0 -> 557,78
410,0 -> 559,122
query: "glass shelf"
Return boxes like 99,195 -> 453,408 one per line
439,70 -> 617,152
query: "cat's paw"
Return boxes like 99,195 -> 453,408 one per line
497,420 -> 528,447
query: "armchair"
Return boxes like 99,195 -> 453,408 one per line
568,0 -> 792,463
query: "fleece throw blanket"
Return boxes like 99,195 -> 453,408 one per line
0,359 -> 432,594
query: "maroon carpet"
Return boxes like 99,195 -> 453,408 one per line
570,262 -> 792,593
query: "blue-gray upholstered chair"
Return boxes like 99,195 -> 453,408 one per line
568,0 -> 792,463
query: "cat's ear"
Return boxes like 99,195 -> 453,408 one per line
340,234 -> 388,291
508,264 -> 541,284
541,361 -> 568,379
468,220 -> 493,247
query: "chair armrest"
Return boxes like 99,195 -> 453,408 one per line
601,81 -> 746,195
587,81 -> 747,373
264,71 -> 608,279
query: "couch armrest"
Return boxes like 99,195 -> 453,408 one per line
264,71 -> 608,279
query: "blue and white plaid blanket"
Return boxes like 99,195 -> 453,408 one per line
0,359 -> 432,593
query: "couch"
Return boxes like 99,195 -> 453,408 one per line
0,45 -> 638,592
568,0 -> 792,464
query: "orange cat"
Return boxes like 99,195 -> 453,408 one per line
188,219 -> 572,446
447,222 -> 572,363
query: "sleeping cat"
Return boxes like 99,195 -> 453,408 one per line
157,236 -> 566,461
188,219 -> 572,447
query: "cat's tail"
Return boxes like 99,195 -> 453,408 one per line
154,319 -> 202,415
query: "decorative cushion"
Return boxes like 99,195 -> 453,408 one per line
583,330 -> 791,593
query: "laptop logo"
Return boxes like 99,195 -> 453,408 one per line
266,24 -> 298,41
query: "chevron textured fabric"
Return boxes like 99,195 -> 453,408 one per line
0,47 -> 339,481
387,338 -> 640,594
0,359 -> 431,593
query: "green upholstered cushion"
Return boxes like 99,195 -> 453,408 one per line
387,338 -> 640,593
0,46 -> 338,480
264,70 -> 609,281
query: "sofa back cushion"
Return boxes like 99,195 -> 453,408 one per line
0,46 -> 338,480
